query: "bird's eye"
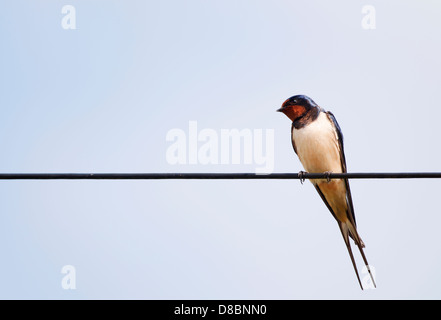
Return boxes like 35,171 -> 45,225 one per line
292,100 -> 297,104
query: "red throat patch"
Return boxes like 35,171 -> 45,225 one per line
282,105 -> 306,122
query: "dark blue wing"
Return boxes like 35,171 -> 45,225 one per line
325,111 -> 357,227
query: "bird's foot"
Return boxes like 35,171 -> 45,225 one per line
298,171 -> 308,185
324,171 -> 333,183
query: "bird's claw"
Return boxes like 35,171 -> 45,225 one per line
298,171 -> 307,184
324,171 -> 332,183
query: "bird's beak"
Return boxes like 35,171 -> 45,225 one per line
276,107 -> 284,112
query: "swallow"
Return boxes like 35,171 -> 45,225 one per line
277,95 -> 375,289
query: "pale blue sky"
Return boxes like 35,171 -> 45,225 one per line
1,0 -> 441,299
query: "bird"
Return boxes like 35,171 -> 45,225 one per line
277,94 -> 376,289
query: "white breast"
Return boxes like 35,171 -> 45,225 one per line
292,112 -> 343,175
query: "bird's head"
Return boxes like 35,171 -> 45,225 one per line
277,95 -> 318,122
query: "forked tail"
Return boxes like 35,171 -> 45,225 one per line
338,222 -> 376,290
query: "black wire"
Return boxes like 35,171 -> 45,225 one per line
0,172 -> 440,180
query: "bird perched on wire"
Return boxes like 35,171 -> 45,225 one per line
277,95 -> 376,289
